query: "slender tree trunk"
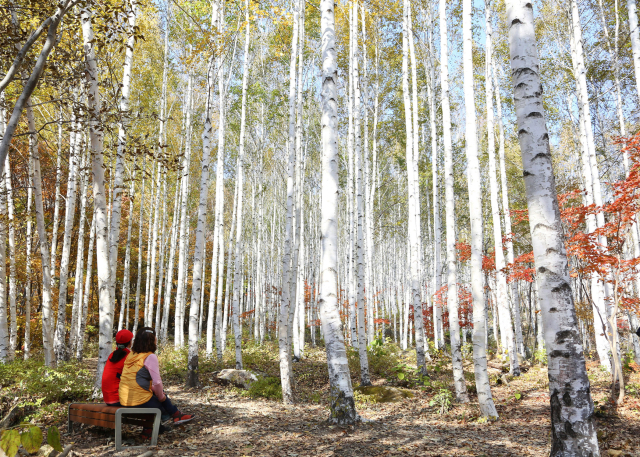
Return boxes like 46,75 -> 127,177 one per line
77,213 -> 96,362
463,0 -> 497,418
506,1 -> 600,454
320,0 -> 357,424
109,0 -> 138,322
70,148 -> 89,354
4,154 -> 17,359
161,180 -> 180,342
485,2 -> 520,376
133,159 -> 146,337
82,5 -> 113,389
627,0 -> 640,102
402,0 -> 426,374
279,0 -> 299,404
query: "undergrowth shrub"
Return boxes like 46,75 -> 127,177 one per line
245,377 -> 282,400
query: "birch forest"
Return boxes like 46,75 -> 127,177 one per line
3,0 -> 640,455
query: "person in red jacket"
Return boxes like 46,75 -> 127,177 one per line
101,329 -> 134,406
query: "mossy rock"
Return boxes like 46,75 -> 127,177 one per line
354,386 -> 414,403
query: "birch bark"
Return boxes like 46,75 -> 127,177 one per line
109,0 -> 139,316
463,0 -> 497,418
485,2 -> 520,376
506,1 -> 600,453
627,0 -> 640,102
279,0 -> 299,404
81,6 -> 113,389
320,0 -> 357,424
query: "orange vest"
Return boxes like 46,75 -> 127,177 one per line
118,352 -> 153,406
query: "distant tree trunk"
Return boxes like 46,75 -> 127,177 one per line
230,0 -> 251,371
279,0 -> 299,405
175,72 -> 194,348
506,1 -> 600,454
53,101 -> 80,362
485,1 -> 520,376
77,213 -> 96,362
70,148 -> 89,354
133,159 -> 147,337
464,0 -> 498,418
627,0 -> 640,102
119,165 -> 137,331
161,180 -> 180,343
403,0 -> 426,374
319,0 -> 358,425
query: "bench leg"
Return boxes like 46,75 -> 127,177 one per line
150,409 -> 160,446
115,410 -> 123,452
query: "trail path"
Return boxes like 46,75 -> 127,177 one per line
67,363 -> 640,457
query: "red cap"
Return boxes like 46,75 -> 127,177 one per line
115,329 -> 134,345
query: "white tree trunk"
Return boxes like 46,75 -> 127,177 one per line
485,1 -> 520,376
109,0 -> 138,319
463,0 -> 497,418
319,0 -> 357,424
77,213 -> 96,361
119,171 -> 136,331
133,159 -> 146,336
353,0 -> 371,385
53,103 -> 80,361
161,180 -> 180,342
81,6 -> 113,389
402,0 -> 426,373
506,1 -> 600,453
70,148 -> 89,354
187,28 -> 218,385
627,0 -> 640,102
175,73 -> 194,348
279,0 -> 299,405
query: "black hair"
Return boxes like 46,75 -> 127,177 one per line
132,327 -> 157,354
109,343 -> 129,364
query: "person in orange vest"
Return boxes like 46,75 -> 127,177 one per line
101,329 -> 134,406
119,327 -> 194,440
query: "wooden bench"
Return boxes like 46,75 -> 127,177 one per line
68,403 -> 161,451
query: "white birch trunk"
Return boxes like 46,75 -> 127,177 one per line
133,160 -> 146,336
320,0 -> 357,423
25,98 -> 55,366
161,181 -> 180,342
187,34 -> 217,386
109,0 -> 138,317
627,0 -> 640,102
82,6 -> 113,389
463,0 -> 497,418
279,0 -> 299,404
175,73 -> 194,348
506,1 -> 600,453
70,148 -> 89,354
485,2 -> 520,376
403,0 -> 426,373
53,103 -> 80,361
353,0 -> 371,384
77,213 -> 95,361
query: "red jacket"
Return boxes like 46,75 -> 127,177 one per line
101,348 -> 130,405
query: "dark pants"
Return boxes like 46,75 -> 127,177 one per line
106,402 -> 121,407
133,395 -> 178,417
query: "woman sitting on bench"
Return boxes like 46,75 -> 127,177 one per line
119,326 -> 194,438
102,329 -> 134,406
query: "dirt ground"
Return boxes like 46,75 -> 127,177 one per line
64,353 -> 640,457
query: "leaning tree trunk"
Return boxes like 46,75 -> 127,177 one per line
506,1 -> 600,454
463,0 -> 498,418
627,0 -> 640,102
319,0 -> 358,425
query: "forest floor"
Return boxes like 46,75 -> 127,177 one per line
34,341 -> 640,456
